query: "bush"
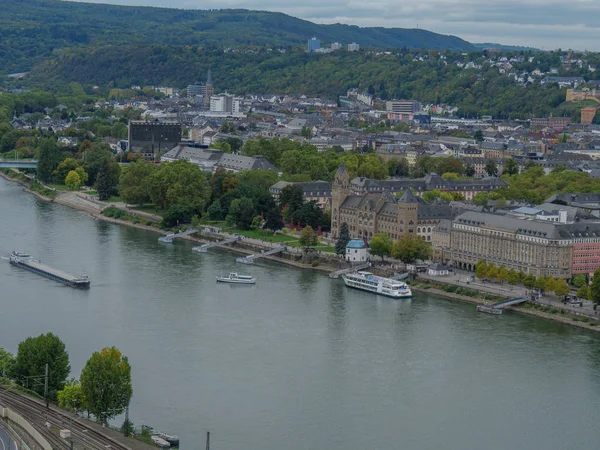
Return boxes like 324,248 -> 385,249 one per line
311,259 -> 320,267
145,220 -> 153,226
161,202 -> 200,228
102,206 -> 125,219
131,217 -> 140,224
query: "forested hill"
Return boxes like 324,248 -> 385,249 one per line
1,0 -> 473,73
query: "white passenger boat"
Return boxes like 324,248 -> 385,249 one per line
216,272 -> 256,284
342,271 -> 412,298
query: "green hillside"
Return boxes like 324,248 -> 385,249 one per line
0,0 -> 473,73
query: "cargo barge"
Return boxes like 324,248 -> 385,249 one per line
9,251 -> 90,288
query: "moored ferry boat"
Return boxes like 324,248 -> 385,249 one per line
9,251 -> 90,288
216,272 -> 256,284
342,271 -> 412,298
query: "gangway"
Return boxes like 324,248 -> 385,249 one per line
391,272 -> 409,281
158,228 -> 198,243
476,297 -> 528,315
329,262 -> 371,279
192,236 -> 240,252
236,246 -> 285,264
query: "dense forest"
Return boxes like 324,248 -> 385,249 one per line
27,45 -> 569,119
0,0 -> 472,73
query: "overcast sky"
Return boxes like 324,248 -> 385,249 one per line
72,0 -> 600,50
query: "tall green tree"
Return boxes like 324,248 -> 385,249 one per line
335,222 -> 351,256
475,260 -> 487,279
14,332 -> 71,401
119,159 -> 155,205
369,233 -> 392,261
228,197 -> 255,229
65,170 -> 82,190
299,225 -> 319,251
553,279 -> 570,297
37,138 -> 61,182
0,348 -> 16,379
589,269 -> 600,304
58,379 -> 86,412
572,274 -> 586,288
96,159 -> 116,200
80,347 -> 132,423
147,160 -> 210,211
391,234 -> 431,263
485,160 -> 498,177
504,158 -> 520,176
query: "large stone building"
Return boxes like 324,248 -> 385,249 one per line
128,120 -> 182,160
269,181 -> 331,210
331,164 -> 455,242
348,172 -> 507,200
433,210 -> 600,279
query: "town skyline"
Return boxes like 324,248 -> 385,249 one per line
69,0 -> 600,51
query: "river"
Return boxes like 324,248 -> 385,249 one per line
1,177 -> 600,449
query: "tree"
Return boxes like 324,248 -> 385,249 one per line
206,200 -> 224,220
486,263 -> 499,280
14,333 -> 70,401
147,160 -> 210,211
279,185 -> 303,217
589,268 -> 600,304
391,234 -> 432,263
80,347 -> 132,423
37,138 -> 61,182
553,279 -> 570,297
572,274 -> 586,288
577,285 -> 589,300
507,269 -> 521,286
0,348 -> 16,379
58,379 -> 86,412
534,276 -> 547,293
473,129 -> 484,142
96,160 -> 113,200
335,222 -> 351,255
229,197 -> 255,229
65,170 -> 82,190
299,225 -> 319,251
485,160 -> 498,177
369,233 -> 392,261
523,274 -> 536,289
475,260 -> 488,279
504,158 -> 520,176
465,164 -> 475,177
75,166 -> 89,186
300,126 -> 313,139
119,159 -> 155,205
497,265 -> 508,284
53,158 -> 81,184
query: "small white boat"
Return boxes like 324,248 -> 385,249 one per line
216,272 -> 256,284
151,435 -> 171,447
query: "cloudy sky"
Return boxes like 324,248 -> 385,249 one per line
72,0 -> 600,50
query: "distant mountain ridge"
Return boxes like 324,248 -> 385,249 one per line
0,0 -> 474,73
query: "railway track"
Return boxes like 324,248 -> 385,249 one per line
0,387 -> 132,450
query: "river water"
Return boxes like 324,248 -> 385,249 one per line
1,177 -> 600,449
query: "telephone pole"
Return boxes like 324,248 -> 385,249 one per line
205,431 -> 210,450
44,363 -> 49,408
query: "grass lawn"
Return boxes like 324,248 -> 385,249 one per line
285,240 -> 336,253
107,194 -> 121,202
130,204 -> 167,217
228,228 -> 296,243
50,184 -> 70,191
83,190 -> 97,195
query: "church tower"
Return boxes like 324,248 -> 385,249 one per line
331,164 -> 351,238
396,190 -> 419,235
203,68 -> 214,106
